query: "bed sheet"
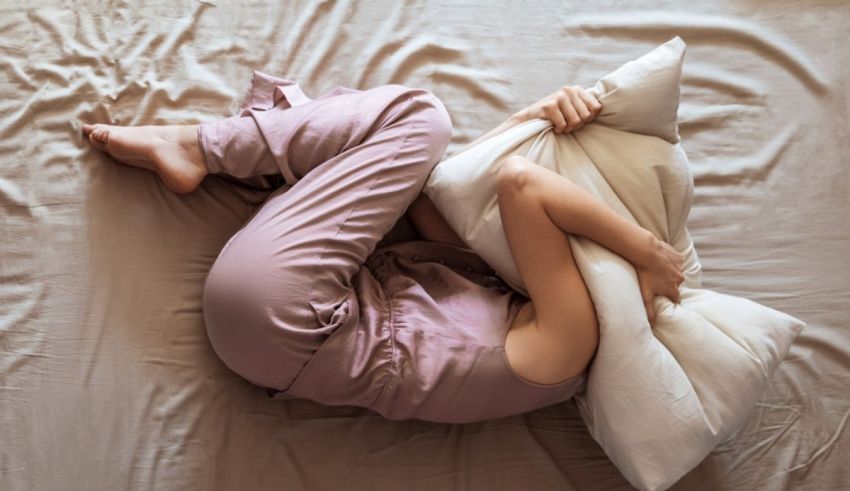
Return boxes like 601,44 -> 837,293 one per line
1,1 -> 847,489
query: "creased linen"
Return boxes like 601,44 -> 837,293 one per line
1,1 -> 847,490
425,38 -> 805,490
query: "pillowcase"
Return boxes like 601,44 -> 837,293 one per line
424,37 -> 805,491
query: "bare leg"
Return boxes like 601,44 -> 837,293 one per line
405,192 -> 468,248
81,123 -> 208,194
498,155 -> 684,385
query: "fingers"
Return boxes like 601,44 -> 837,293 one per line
566,87 -> 590,131
535,85 -> 603,135
554,86 -> 601,134
544,101 -> 568,134
661,274 -> 683,305
645,301 -> 656,329
574,86 -> 602,118
674,251 -> 685,304
639,281 -> 656,328
557,94 -> 582,133
671,268 -> 684,304
670,285 -> 682,304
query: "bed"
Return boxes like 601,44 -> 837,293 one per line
1,1 -> 847,489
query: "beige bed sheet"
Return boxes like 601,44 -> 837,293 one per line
1,1 -> 847,489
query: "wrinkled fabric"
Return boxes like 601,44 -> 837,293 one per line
200,71 -> 586,424
425,39 -> 805,490
2,2 -> 848,490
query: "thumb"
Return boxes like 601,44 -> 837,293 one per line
638,283 -> 654,328
664,281 -> 682,305
644,299 -> 655,329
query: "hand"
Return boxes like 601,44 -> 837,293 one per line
515,85 -> 602,134
634,234 -> 686,328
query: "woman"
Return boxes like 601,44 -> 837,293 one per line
82,72 -> 684,424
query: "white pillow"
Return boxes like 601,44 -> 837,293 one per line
424,37 -> 805,491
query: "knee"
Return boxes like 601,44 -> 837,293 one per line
417,90 -> 453,149
497,156 -> 537,197
390,86 -> 453,152
202,256 -> 262,355
202,247 -> 301,381
204,245 -> 267,314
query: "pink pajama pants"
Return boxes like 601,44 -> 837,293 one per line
201,72 -> 586,423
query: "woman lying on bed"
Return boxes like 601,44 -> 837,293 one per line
81,77 -> 684,423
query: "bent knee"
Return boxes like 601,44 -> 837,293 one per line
202,249 -> 311,384
387,86 -> 453,151
417,90 -> 452,147
203,258 -> 266,358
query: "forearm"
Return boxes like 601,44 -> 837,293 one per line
453,111 -> 528,157
531,164 -> 655,267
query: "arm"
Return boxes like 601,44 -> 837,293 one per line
454,84 -> 601,156
460,111 -> 528,150
406,85 -> 603,248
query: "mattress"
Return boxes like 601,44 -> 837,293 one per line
1,1 -> 847,489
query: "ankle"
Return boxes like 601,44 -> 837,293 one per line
178,125 -> 207,170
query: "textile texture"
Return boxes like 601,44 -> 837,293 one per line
424,37 -> 805,489
0,1 -> 847,490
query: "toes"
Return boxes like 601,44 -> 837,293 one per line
91,126 -> 109,143
82,124 -> 110,151
88,130 -> 107,151
83,124 -> 109,142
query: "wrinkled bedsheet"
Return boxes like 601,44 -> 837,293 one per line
1,1 -> 847,490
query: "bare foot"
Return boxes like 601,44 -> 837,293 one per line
82,123 -> 209,194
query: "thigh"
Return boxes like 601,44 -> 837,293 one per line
202,86 -> 452,391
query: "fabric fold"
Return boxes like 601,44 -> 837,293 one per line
424,37 -> 806,491
233,70 -> 316,186
238,70 -> 314,114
